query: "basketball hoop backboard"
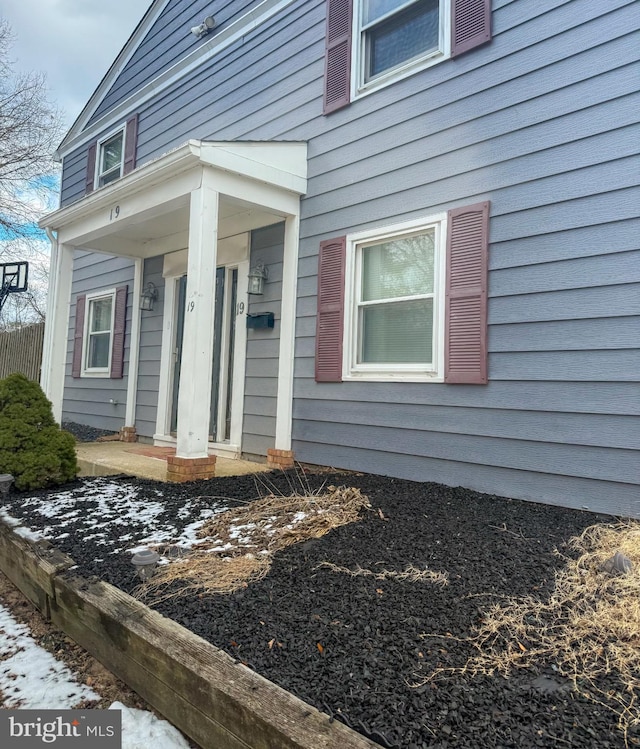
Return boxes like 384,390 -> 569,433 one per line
0,261 -> 29,314
0,261 -> 28,292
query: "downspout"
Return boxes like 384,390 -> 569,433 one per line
41,227 -> 59,397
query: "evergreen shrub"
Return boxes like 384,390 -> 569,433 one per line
0,373 -> 77,490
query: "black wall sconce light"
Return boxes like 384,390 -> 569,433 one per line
140,282 -> 158,311
248,263 -> 268,295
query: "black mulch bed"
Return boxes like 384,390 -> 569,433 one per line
1,471 -> 635,748
62,420 -> 117,442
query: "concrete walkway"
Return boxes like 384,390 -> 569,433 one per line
76,441 -> 271,482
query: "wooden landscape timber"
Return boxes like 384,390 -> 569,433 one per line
0,519 -> 381,749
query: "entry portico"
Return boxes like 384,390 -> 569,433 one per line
40,140 -> 307,469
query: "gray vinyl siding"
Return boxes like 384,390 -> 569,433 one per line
242,224 -> 284,458
89,0 -> 260,125
135,256 -> 165,438
62,251 -> 135,431
59,0 -> 639,514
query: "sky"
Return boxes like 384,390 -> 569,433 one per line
1,0 -> 153,130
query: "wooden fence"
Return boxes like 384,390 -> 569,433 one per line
0,322 -> 45,381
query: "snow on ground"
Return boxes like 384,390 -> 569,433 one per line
0,479 -> 232,556
110,702 -> 191,749
0,478 -> 314,563
0,601 -> 99,709
0,601 -> 190,748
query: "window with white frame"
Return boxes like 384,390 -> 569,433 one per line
355,0 -> 446,91
96,129 -> 125,187
345,215 -> 446,380
83,291 -> 115,374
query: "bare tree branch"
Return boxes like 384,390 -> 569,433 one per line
0,18 -> 63,239
0,18 -> 64,329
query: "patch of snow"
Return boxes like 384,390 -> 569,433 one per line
13,525 -> 45,541
0,508 -> 45,541
0,508 -> 20,526
109,702 -> 191,749
0,602 -> 99,709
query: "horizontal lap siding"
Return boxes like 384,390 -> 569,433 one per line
242,224 -> 285,458
62,252 -> 135,432
289,0 -> 639,515
135,256 -> 164,438
89,0 -> 259,124
60,0 -> 638,513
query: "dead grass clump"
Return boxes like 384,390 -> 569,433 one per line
414,521 -> 640,742
137,553 -> 271,603
317,561 -> 449,587
196,484 -> 369,552
137,485 -> 370,601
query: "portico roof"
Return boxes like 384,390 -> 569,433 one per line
39,140 -> 307,257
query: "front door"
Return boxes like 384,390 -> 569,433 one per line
170,267 -> 236,441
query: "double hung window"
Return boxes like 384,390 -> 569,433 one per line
360,0 -> 442,84
346,216 -> 446,380
84,291 -> 116,374
97,130 -> 124,188
323,0 -> 491,112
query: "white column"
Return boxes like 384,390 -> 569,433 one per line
176,171 -> 219,458
43,242 -> 74,423
274,213 -> 300,451
124,257 -> 143,427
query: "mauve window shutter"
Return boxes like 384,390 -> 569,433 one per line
451,0 -> 492,58
324,0 -> 352,114
85,143 -> 97,194
123,114 -> 138,175
72,295 -> 86,378
110,286 -> 128,379
445,202 -> 489,384
315,237 -> 346,382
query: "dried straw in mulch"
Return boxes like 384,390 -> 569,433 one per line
316,561 -> 449,587
414,521 -> 640,743
136,485 -> 370,602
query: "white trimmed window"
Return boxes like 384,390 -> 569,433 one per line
344,215 -> 446,381
96,128 -> 125,188
83,290 -> 116,375
323,0 -> 491,114
354,0 -> 449,94
86,115 -> 138,195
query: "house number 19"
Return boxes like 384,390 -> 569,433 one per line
109,205 -> 120,221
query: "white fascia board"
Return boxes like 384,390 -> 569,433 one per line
59,0 -> 171,154
198,142 -> 308,195
39,140 -> 307,245
56,0 -> 297,160
39,141 -> 202,231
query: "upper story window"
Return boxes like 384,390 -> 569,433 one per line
97,129 -> 125,188
359,0 -> 444,88
323,0 -> 491,114
85,114 -> 138,195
